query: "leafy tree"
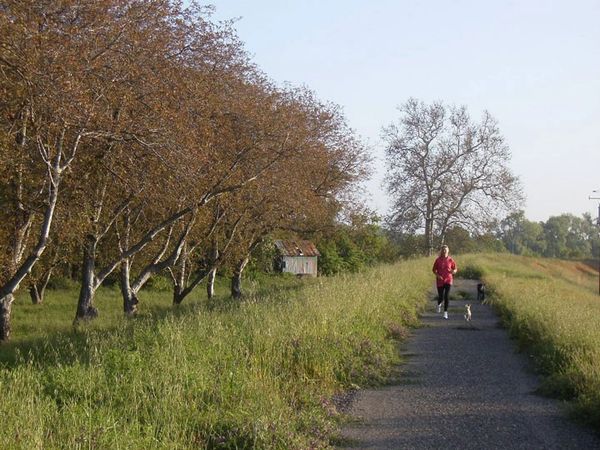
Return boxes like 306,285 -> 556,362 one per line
498,211 -> 598,259
498,210 -> 545,256
317,241 -> 346,276
343,213 -> 391,265
0,0 -> 148,339
0,0 -> 371,339
444,227 -> 477,254
385,232 -> 427,259
473,233 -> 506,253
543,214 -> 592,259
582,213 -> 600,258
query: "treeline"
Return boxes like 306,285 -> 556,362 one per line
497,210 -> 600,259
0,1 -> 369,341
385,210 -> 599,259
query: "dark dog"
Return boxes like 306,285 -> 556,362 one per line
477,283 -> 485,301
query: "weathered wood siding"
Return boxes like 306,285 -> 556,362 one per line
282,256 -> 318,277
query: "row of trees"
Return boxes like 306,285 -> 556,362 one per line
380,212 -> 599,259
498,211 -> 600,259
0,1 -> 369,341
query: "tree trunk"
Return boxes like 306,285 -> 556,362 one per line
29,266 -> 53,305
29,284 -> 42,305
425,215 -> 434,256
171,249 -> 187,306
170,252 -> 211,306
0,140 -> 61,341
74,236 -> 99,322
231,257 -> 249,299
172,269 -> 211,305
173,285 -> 185,305
120,259 -> 139,317
123,222 -> 192,311
0,294 -> 15,341
207,268 -> 216,299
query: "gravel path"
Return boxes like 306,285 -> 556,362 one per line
338,279 -> 600,450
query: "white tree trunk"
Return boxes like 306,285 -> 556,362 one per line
207,268 -> 216,299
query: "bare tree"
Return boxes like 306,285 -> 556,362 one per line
384,98 -> 523,255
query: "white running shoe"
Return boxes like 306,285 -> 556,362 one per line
443,311 -> 448,319
437,304 -> 441,313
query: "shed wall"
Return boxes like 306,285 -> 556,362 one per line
282,256 -> 318,276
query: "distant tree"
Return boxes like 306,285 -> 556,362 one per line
498,210 -> 545,256
383,98 -> 523,255
386,232 -> 427,259
344,213 -> 391,265
520,221 -> 546,256
472,233 -> 506,253
443,226 -> 506,254
543,214 -> 592,259
499,211 -> 599,259
582,213 -> 600,258
444,227 -> 476,254
317,241 -> 346,276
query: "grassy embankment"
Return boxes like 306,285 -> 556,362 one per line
0,259 -> 432,449
462,253 -> 600,429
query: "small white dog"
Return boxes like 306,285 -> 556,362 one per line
464,304 -> 472,322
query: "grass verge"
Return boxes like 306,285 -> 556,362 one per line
462,253 -> 600,430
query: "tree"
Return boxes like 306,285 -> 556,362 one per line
543,214 -> 592,259
443,226 -> 476,254
167,85 -> 370,301
68,0 -> 260,321
498,211 -> 598,258
498,210 -> 545,256
0,0 -> 371,340
383,98 -> 523,255
582,213 -> 600,259
0,0 -> 136,339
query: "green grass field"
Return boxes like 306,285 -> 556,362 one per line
461,253 -> 600,428
0,261 -> 432,449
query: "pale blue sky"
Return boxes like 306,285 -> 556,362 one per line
207,0 -> 600,222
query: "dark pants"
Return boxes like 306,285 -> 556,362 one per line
437,284 -> 451,311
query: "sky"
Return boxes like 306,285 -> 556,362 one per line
207,0 -> 600,223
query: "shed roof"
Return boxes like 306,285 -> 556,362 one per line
274,240 -> 321,257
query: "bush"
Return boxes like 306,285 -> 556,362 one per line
456,264 -> 485,279
144,275 -> 172,292
46,275 -> 78,291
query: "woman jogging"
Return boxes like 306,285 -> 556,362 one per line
432,245 -> 457,319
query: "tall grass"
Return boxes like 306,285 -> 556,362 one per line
0,260 -> 432,449
462,253 -> 600,429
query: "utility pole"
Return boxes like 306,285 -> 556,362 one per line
590,190 -> 600,296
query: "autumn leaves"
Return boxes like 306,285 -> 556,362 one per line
0,1 -> 369,340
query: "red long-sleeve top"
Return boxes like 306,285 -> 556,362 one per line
432,256 -> 457,287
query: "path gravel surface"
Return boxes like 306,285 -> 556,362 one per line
338,279 -> 600,450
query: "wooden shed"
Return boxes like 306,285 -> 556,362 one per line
274,240 -> 320,277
